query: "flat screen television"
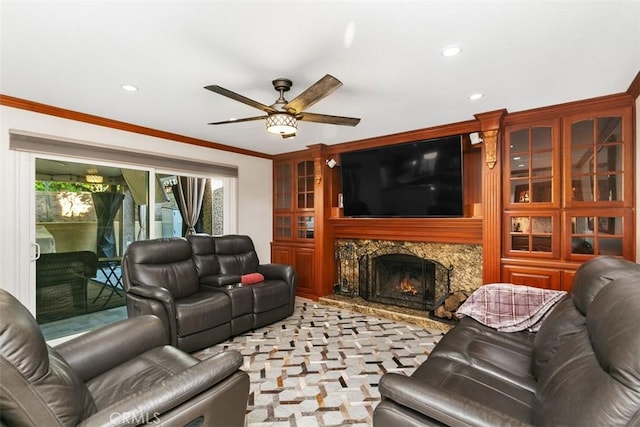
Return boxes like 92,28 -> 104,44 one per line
340,135 -> 464,217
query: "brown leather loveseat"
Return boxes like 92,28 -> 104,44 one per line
0,289 -> 250,427
373,256 -> 640,426
122,234 -> 296,352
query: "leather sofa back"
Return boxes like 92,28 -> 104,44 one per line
571,256 -> 640,315
214,235 -> 260,275
533,273 -> 640,426
0,289 -> 97,425
188,234 -> 221,278
534,256 -> 640,378
123,237 -> 200,299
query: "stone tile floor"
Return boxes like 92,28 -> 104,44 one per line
195,298 -> 444,427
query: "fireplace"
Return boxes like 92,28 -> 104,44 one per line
333,239 -> 479,314
358,251 -> 451,311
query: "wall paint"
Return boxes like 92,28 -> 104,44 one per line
0,106 -> 273,312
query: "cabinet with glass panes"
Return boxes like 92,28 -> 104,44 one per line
563,106 -> 633,260
272,157 -> 316,297
503,119 -> 561,261
501,104 -> 634,290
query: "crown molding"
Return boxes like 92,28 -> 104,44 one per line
0,94 -> 273,160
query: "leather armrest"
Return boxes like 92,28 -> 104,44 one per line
379,373 -> 531,427
127,284 -> 177,341
55,315 -> 169,382
257,264 -> 295,285
200,274 -> 242,287
128,283 -> 174,304
77,350 -> 246,427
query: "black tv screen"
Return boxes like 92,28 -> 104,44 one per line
340,135 -> 464,217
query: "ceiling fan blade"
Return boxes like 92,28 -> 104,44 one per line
208,115 -> 266,125
298,112 -> 361,127
204,85 -> 277,114
284,74 -> 343,114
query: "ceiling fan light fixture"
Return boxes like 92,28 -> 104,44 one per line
266,113 -> 297,136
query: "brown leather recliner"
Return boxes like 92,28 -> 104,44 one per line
122,237 -> 233,353
0,289 -> 250,427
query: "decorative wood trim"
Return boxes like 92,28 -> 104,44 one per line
0,94 -> 273,160
482,129 -> 499,169
331,218 -> 482,244
475,109 -> 507,284
503,92 -> 633,125
627,71 -> 640,99
324,119 -> 479,155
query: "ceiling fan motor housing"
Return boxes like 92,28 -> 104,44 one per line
272,78 -> 292,92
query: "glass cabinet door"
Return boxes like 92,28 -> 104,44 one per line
504,120 -> 559,209
566,210 -> 630,259
296,160 -> 314,209
505,213 -> 558,258
566,112 -> 628,207
274,214 -> 292,239
275,162 -> 292,210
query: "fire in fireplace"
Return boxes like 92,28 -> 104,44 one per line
359,253 -> 446,311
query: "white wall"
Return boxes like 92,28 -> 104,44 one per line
0,106 -> 273,310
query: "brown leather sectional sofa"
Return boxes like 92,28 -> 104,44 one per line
122,234 -> 296,353
0,289 -> 250,426
373,256 -> 640,426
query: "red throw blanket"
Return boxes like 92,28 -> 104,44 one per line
456,283 -> 566,332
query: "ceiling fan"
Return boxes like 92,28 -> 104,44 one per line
204,74 -> 360,139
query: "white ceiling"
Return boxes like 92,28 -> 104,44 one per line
2,1 -> 639,156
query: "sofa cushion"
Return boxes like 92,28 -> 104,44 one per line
531,295 -> 585,379
175,291 -> 231,336
86,345 -> 200,410
251,280 -> 291,313
411,356 -> 536,423
428,317 -> 536,391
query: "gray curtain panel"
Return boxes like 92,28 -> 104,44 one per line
177,176 -> 206,236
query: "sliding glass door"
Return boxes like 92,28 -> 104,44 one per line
34,156 -> 236,339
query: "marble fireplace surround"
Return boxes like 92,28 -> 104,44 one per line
322,239 -> 483,330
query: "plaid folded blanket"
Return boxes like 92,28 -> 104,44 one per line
456,283 -> 567,332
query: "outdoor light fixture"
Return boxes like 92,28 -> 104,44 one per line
86,174 -> 104,184
85,167 -> 104,183
266,113 -> 297,136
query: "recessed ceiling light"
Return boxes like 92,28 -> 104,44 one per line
469,93 -> 483,100
121,84 -> 138,92
441,46 -> 461,57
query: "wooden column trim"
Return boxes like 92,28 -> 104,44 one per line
308,143 -> 334,297
474,110 -> 507,284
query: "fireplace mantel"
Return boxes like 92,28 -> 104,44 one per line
330,217 -> 482,244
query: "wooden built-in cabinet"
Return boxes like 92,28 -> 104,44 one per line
272,91 -> 636,299
271,154 -> 319,299
502,103 -> 635,290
